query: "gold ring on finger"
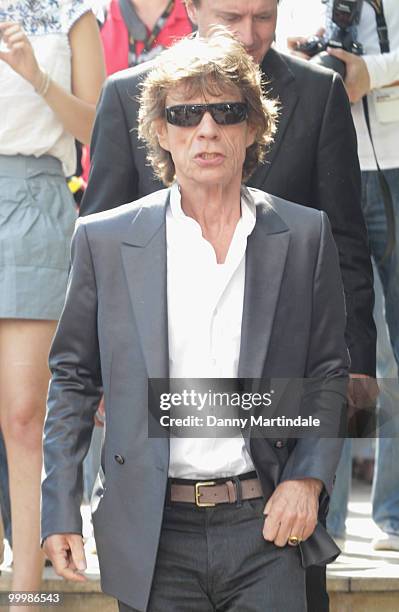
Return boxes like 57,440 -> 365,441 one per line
288,535 -> 302,546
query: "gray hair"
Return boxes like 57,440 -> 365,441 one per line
138,29 -> 278,185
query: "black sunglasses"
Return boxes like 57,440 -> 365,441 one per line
165,102 -> 248,127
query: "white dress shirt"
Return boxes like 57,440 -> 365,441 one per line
167,183 -> 256,479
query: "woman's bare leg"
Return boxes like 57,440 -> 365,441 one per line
0,319 -> 57,608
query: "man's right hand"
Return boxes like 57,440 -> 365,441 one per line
43,534 -> 87,582
327,48 -> 371,103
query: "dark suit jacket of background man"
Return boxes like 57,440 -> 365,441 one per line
80,47 -> 376,379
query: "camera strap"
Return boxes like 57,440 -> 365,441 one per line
362,97 -> 396,261
365,1 -> 389,53
362,0 -> 395,261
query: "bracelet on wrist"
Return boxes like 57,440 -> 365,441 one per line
34,69 -> 51,97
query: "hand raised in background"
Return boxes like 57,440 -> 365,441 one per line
0,22 -> 44,91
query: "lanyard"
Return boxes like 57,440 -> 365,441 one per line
126,0 -> 175,65
141,0 -> 174,52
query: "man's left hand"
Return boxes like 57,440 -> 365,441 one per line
327,48 -> 371,103
262,478 -> 322,547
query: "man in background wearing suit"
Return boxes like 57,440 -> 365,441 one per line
80,1 -> 377,609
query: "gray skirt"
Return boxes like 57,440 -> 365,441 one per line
0,154 -> 77,320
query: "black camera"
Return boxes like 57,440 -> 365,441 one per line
297,0 -> 364,78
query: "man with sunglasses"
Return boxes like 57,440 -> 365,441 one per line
81,1 -> 376,609
42,33 -> 349,612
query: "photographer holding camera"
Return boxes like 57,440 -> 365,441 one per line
279,0 -> 399,551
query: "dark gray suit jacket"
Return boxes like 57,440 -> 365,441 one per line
80,48 -> 376,377
42,187 -> 349,611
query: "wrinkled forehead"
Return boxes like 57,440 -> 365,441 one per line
164,76 -> 243,105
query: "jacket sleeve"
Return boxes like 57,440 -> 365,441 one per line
315,74 -> 376,376
79,76 -> 139,216
280,212 -> 349,495
41,221 -> 102,540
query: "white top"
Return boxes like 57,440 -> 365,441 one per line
166,183 -> 256,479
0,0 -> 92,176
352,0 -> 399,170
276,0 -> 399,170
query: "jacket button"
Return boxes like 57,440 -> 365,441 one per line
114,454 -> 125,465
274,440 -> 285,449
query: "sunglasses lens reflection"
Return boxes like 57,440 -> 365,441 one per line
166,103 -> 248,127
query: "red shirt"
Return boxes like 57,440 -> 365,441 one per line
101,0 -> 193,75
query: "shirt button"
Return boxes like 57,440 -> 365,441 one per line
114,454 -> 125,465
274,440 -> 285,449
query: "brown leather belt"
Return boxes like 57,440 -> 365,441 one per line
170,477 -> 263,507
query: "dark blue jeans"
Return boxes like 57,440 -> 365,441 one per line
119,498 -> 306,612
328,169 -> 399,538
363,169 -> 399,369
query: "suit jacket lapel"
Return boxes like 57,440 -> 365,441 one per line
120,187 -> 290,396
121,193 -> 169,380
238,190 -> 290,383
250,49 -> 299,188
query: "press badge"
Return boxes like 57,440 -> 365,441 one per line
373,85 -> 399,124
